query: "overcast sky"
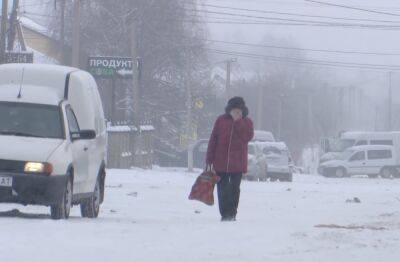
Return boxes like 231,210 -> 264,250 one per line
201,0 -> 400,99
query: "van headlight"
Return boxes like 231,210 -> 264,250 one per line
24,162 -> 53,174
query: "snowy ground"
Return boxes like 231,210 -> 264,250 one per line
1,168 -> 400,262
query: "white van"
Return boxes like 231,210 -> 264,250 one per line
320,132 -> 400,163
0,64 -> 107,219
318,145 -> 399,178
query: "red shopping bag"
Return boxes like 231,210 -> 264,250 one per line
189,168 -> 220,206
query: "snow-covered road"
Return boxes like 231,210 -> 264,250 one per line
1,168 -> 400,262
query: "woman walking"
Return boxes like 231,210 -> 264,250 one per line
206,97 -> 254,221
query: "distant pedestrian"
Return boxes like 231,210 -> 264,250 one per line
206,97 -> 254,221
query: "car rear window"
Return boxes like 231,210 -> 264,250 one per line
367,150 -> 392,160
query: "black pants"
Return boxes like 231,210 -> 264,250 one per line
217,173 -> 243,218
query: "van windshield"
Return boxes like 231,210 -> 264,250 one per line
329,138 -> 355,152
0,102 -> 63,139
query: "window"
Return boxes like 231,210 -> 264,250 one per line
248,145 -> 256,155
0,102 -> 63,139
263,146 -> 282,156
198,143 -> 208,153
355,140 -> 367,146
367,150 -> 392,160
349,151 -> 365,161
370,140 -> 393,146
66,107 -> 80,134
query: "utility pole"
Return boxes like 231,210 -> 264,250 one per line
225,58 -> 237,92
257,84 -> 264,130
60,0 -> 66,65
131,4 -> 143,167
277,95 -> 283,140
0,0 -> 8,64
388,71 -> 393,131
256,58 -> 264,130
71,0 -> 80,67
131,15 -> 140,127
186,73 -> 194,172
7,0 -> 18,51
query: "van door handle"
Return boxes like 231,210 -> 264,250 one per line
84,147 -> 89,152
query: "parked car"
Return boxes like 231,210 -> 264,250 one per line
0,64 -> 107,219
246,141 -> 293,182
259,142 -> 293,182
318,145 -> 400,179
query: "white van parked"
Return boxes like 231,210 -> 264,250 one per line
318,145 -> 399,178
320,131 -> 400,164
0,64 -> 107,219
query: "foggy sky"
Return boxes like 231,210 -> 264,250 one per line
203,0 -> 400,105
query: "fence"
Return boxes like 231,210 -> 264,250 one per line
107,124 -> 154,169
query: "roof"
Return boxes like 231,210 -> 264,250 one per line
19,16 -> 52,39
347,145 -> 394,151
253,130 -> 275,142
0,64 -> 79,105
252,141 -> 288,151
341,131 -> 400,139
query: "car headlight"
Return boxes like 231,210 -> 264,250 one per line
24,162 -> 53,175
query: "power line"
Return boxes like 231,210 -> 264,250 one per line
305,0 -> 400,17
183,7 -> 400,29
206,48 -> 400,71
201,38 -> 400,56
197,3 -> 400,24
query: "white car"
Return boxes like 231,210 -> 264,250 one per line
0,64 -> 107,219
246,141 -> 293,182
259,142 -> 293,182
318,145 -> 399,179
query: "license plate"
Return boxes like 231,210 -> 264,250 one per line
0,176 -> 12,187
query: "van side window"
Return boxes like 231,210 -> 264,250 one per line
66,107 -> 80,133
368,150 -> 392,160
355,140 -> 367,146
370,140 -> 393,145
349,151 -> 365,161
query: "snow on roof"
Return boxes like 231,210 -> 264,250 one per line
347,145 -> 394,151
19,16 -> 52,38
140,125 -> 155,131
27,47 -> 59,64
253,141 -> 288,151
253,130 -> 275,142
0,64 -> 77,103
107,125 -> 155,133
107,126 -> 132,133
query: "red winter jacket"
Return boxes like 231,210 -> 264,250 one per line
206,114 -> 254,173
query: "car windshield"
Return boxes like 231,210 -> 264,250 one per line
339,149 -> 355,160
0,102 -> 63,139
263,146 -> 283,157
329,139 -> 355,152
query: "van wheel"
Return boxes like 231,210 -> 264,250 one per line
368,174 -> 378,179
80,178 -> 100,218
51,176 -> 73,220
335,168 -> 346,178
380,168 -> 393,179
